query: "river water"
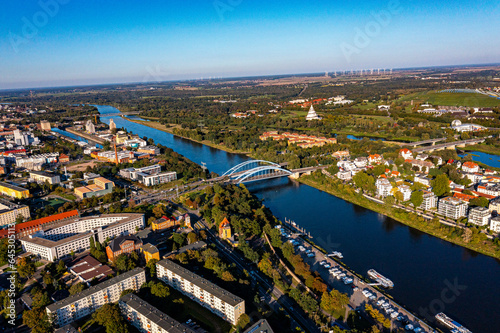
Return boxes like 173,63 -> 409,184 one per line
97,105 -> 499,333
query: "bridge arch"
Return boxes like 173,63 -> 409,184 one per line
222,160 -> 292,183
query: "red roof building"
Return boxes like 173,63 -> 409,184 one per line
0,209 -> 80,238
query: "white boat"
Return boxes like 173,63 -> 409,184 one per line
367,269 -> 394,288
405,324 -> 414,331
328,251 -> 344,259
435,313 -> 472,333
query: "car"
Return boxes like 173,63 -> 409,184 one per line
377,299 -> 384,306
413,328 -> 422,333
186,319 -> 192,324
353,287 -> 359,291
391,312 -> 399,319
369,295 -> 376,301
307,253 -> 315,257
324,263 -> 331,268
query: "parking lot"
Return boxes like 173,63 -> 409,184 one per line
277,226 -> 435,333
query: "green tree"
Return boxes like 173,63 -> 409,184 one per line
93,303 -> 129,333
186,231 -> 199,244
394,191 -> 404,202
120,289 -> 135,297
469,197 -> 489,208
431,174 -> 450,197
236,313 -> 250,330
56,260 -> 67,274
146,258 -> 159,277
69,282 -> 86,295
23,308 -> 52,333
18,257 -> 36,278
150,282 -> 170,298
410,190 -> 424,208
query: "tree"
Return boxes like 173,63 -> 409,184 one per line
394,191 -> 404,203
18,256 -> 36,278
152,205 -> 166,218
114,254 -> 136,272
431,174 -> 450,197
150,282 -> 170,298
69,282 -> 86,295
120,289 -> 135,297
384,196 -> 395,206
186,232 -> 199,244
32,291 -> 51,308
410,190 -> 424,208
236,313 -> 250,330
93,303 -> 129,333
469,197 -> 489,208
146,258 -> 159,277
56,260 -> 67,275
23,308 -> 52,333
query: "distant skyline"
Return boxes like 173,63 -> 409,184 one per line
1,0 -> 500,90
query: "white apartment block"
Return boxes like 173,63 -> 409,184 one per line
397,185 -> 412,201
490,216 -> 500,233
376,178 -> 392,198
489,198 -> 500,214
477,184 -> 500,197
419,191 -> 437,210
0,199 -> 30,228
156,259 -> 245,325
20,214 -> 145,261
119,293 -> 196,333
47,268 -> 145,328
468,207 -> 491,226
336,170 -> 352,180
438,197 -> 468,220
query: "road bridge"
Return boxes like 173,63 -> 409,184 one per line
217,160 -> 329,184
404,137 -> 447,147
412,137 -> 487,153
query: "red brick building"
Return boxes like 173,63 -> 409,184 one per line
105,234 -> 143,261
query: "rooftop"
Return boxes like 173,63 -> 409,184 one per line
46,267 -> 144,313
157,259 -> 243,306
120,293 -> 196,333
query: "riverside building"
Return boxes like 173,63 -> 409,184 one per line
47,268 -> 145,328
438,197 -> 468,220
20,214 -> 144,261
156,259 -> 245,325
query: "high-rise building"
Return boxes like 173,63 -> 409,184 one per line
156,259 -> 245,325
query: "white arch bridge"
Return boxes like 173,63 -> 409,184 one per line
217,160 -> 329,184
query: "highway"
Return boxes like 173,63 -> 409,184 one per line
196,220 -> 321,333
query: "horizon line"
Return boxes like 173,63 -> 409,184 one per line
2,61 -> 500,94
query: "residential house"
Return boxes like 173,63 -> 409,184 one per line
399,148 -> 412,160
376,178 -> 392,198
468,207 -> 491,227
462,161 -> 480,173
420,191 -> 437,210
438,197 -> 468,220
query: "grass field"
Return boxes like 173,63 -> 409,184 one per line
400,91 -> 500,107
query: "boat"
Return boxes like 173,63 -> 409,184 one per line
435,313 -> 472,333
367,269 -> 394,288
328,251 -> 343,259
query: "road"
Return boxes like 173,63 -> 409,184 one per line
197,220 -> 321,333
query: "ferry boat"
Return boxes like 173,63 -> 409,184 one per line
367,269 -> 394,288
435,313 -> 472,333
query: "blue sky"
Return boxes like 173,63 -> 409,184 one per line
1,0 -> 499,89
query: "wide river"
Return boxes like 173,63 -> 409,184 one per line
97,105 -> 499,333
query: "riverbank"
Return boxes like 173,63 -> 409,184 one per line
462,143 -> 500,156
125,118 -> 252,155
297,173 -> 500,260
65,127 -> 106,145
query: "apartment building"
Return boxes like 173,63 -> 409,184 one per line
489,198 -> 500,214
420,191 -> 438,210
375,178 -> 392,198
0,182 -> 29,199
20,214 -> 145,261
397,185 -> 412,201
0,199 -> 30,228
0,209 -> 79,239
47,268 -> 146,328
477,184 -> 500,197
490,216 -> 500,233
438,197 -> 468,220
468,206 -> 491,226
156,259 -> 245,325
151,216 -> 180,232
29,171 -> 61,185
119,293 -> 196,333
